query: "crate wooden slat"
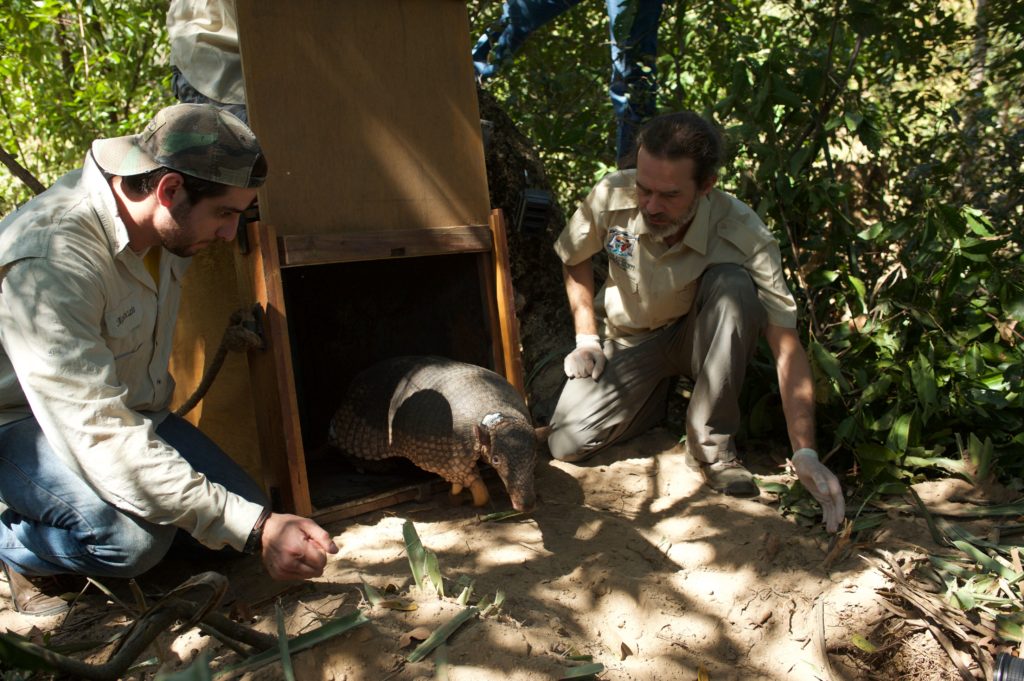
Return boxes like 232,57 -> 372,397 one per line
278,225 -> 493,267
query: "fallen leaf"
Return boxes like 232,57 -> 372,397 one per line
399,626 -> 433,649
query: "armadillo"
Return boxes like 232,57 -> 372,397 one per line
327,356 -> 542,511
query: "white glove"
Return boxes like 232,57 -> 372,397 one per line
563,334 -> 606,379
791,448 -> 845,533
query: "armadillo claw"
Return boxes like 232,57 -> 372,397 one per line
450,483 -> 464,496
469,478 -> 490,507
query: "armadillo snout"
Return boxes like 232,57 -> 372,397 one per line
511,492 -> 536,513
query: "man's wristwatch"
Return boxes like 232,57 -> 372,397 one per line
243,508 -> 271,555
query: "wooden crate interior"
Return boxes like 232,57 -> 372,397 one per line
282,253 -> 494,510
233,0 -> 518,517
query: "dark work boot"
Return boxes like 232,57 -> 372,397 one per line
700,460 -> 759,497
1,561 -> 70,617
682,449 -> 760,498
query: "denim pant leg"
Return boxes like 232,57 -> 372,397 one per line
0,414 -> 266,577
472,0 -> 586,79
0,417 -> 176,577
171,67 -> 248,123
606,0 -> 663,163
667,264 -> 767,465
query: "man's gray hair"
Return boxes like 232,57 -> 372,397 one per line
636,111 -> 723,186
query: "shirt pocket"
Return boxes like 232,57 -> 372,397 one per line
104,292 -> 144,360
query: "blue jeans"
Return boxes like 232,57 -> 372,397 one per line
171,67 -> 248,124
0,414 -> 267,577
472,0 -> 663,163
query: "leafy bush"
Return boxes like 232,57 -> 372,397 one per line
0,0 -> 170,212
466,0 -> 1024,494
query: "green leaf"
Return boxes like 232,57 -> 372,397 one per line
952,540 -> 1021,581
847,274 -> 867,304
559,662 -> 606,679
362,579 -> 384,606
276,602 -> 296,681
481,590 -> 505,617
954,588 -> 976,610
215,610 -> 370,679
434,643 -> 450,681
757,480 -> 791,494
856,222 -> 886,241
967,433 -> 994,481
407,606 -> 480,663
403,520 -> 427,590
788,145 -> 814,176
996,617 -> 1024,642
885,412 -> 914,453
806,268 -> 840,286
810,340 -> 850,391
859,375 -> 893,405
424,550 -> 444,597
851,514 -> 886,532
962,207 -> 994,237
850,634 -> 877,653
901,456 -> 966,474
455,575 -> 475,605
929,556 -> 978,580
910,354 -> 939,422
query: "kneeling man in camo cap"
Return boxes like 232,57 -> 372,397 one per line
0,104 -> 336,616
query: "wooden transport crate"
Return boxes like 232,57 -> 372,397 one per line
171,0 -> 524,521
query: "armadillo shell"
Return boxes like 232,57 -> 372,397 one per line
328,356 -> 529,473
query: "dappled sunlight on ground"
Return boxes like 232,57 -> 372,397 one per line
0,427 -> 958,679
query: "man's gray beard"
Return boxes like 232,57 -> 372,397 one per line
648,201 -> 699,242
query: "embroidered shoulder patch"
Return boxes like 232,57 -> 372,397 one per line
605,229 -> 637,271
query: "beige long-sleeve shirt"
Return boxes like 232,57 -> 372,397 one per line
554,169 -> 798,340
0,154 -> 262,550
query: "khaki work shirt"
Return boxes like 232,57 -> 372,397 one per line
168,0 -> 245,105
554,169 -> 798,340
0,155 -> 262,551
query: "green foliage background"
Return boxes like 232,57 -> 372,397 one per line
1,0 -> 1023,497
469,0 -> 1024,497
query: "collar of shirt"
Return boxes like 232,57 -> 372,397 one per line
83,152 -> 133,258
602,168 -> 716,257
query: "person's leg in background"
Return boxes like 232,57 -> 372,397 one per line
606,0 -> 664,166
472,0 -> 587,81
171,66 -> 248,123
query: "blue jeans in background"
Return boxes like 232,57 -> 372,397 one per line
0,414 -> 267,577
171,67 -> 249,124
472,0 -> 664,164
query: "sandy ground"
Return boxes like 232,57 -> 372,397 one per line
0,428 -> 964,680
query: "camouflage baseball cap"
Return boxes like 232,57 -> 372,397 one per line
91,103 -> 265,188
